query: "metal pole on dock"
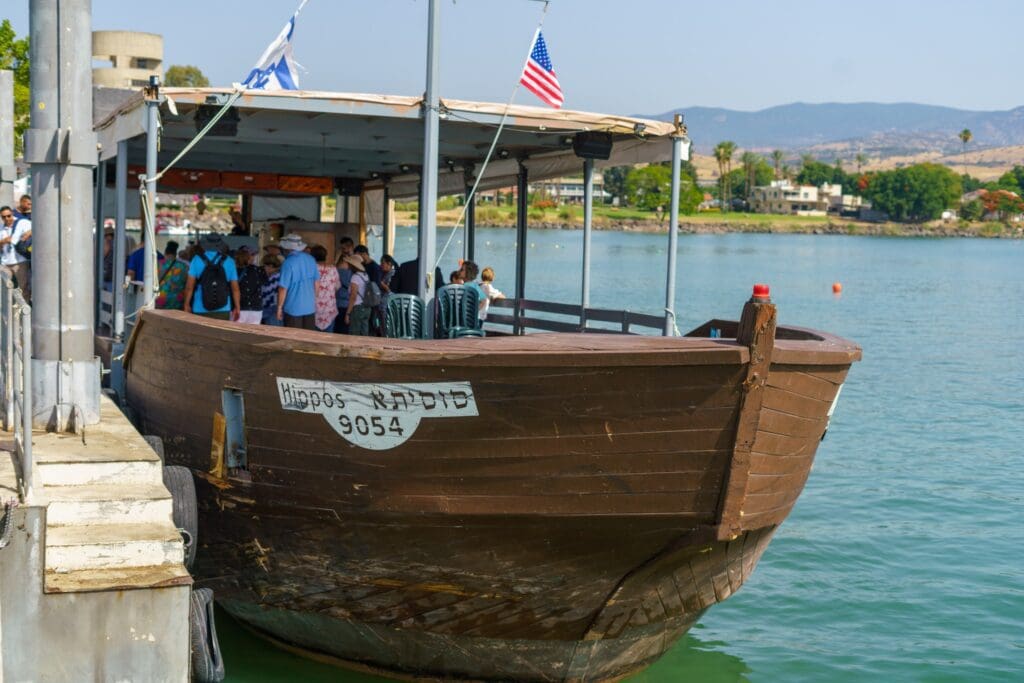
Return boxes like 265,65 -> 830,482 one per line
113,142 -> 128,342
0,71 -> 14,208
581,158 -> 594,314
26,0 -> 100,429
143,78 -> 160,307
664,115 -> 687,337
94,157 -> 106,328
418,0 -> 440,336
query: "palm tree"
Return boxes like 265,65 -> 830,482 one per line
855,153 -> 867,175
771,150 -> 784,180
719,141 -> 737,210
959,128 -> 973,173
713,142 -> 729,211
741,151 -> 760,200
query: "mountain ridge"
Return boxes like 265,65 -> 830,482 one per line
645,102 -> 1024,155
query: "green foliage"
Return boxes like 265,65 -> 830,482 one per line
864,163 -> 962,222
732,156 -> 774,199
601,166 -> 629,204
796,159 -> 852,189
960,174 -> 985,193
624,164 -> 703,216
164,64 -> 210,87
476,206 -> 501,222
437,195 -> 461,210
960,199 -> 984,221
994,166 -> 1024,194
0,19 -> 30,156
713,141 -> 737,211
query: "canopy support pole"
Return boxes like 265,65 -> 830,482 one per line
113,142 -> 128,342
382,185 -> 391,256
581,158 -> 594,323
664,133 -> 683,337
143,83 -> 159,308
417,0 -> 440,337
514,163 -> 528,305
464,166 -> 476,263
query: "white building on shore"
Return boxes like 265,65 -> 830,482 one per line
750,180 -> 862,216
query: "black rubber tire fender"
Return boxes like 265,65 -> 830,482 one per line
189,587 -> 226,683
143,434 -> 165,464
162,465 -> 197,570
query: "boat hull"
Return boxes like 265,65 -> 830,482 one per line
125,310 -> 858,681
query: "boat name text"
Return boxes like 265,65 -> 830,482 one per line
277,378 -> 478,450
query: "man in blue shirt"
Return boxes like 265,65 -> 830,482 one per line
183,233 -> 240,320
276,233 -> 320,329
125,237 -> 164,282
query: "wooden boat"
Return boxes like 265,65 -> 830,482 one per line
124,291 -> 860,681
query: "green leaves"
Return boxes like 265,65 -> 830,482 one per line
164,65 -> 210,88
864,163 -> 962,222
623,164 -> 703,217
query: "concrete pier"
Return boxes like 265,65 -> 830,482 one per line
0,395 -> 190,681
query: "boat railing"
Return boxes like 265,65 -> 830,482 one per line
98,281 -> 142,338
0,271 -> 34,501
485,298 -> 666,336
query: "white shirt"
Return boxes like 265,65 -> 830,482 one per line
479,282 -> 504,320
0,218 -> 30,266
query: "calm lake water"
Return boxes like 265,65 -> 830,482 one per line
218,226 -> 1024,682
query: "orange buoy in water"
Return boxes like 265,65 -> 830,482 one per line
832,282 -> 843,294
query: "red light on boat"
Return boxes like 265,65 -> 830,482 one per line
752,283 -> 770,300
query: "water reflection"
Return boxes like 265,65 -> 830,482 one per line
627,630 -> 751,683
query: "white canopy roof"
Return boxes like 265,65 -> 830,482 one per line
94,87 -> 688,200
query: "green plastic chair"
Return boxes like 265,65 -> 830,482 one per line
436,285 -> 483,338
385,294 -> 425,339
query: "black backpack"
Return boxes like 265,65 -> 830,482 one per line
12,219 -> 31,260
197,252 -> 229,311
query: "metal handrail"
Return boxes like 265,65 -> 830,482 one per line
1,272 -> 33,501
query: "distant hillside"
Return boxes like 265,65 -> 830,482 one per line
649,102 -> 1024,156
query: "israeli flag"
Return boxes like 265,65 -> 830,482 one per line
241,4 -> 305,91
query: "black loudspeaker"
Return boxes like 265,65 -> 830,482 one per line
194,104 -> 240,137
335,178 -> 365,195
572,131 -> 613,160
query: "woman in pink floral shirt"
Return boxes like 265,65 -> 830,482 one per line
311,245 -> 341,331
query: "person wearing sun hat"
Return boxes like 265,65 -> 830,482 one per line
276,233 -> 320,329
341,254 -> 372,336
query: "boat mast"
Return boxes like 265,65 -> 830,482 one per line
418,0 -> 441,336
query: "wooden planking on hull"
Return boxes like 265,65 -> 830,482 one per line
124,308 -> 860,682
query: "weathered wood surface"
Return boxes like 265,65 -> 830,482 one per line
125,309 -> 858,682
717,299 -> 777,541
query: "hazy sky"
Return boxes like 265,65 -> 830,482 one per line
4,0 -> 1021,116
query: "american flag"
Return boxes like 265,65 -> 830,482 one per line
520,30 -> 564,109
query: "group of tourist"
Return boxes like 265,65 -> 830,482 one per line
130,230 -> 504,337
0,195 -> 33,301
3,198 -> 505,335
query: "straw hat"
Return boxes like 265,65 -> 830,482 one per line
342,254 -> 365,271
